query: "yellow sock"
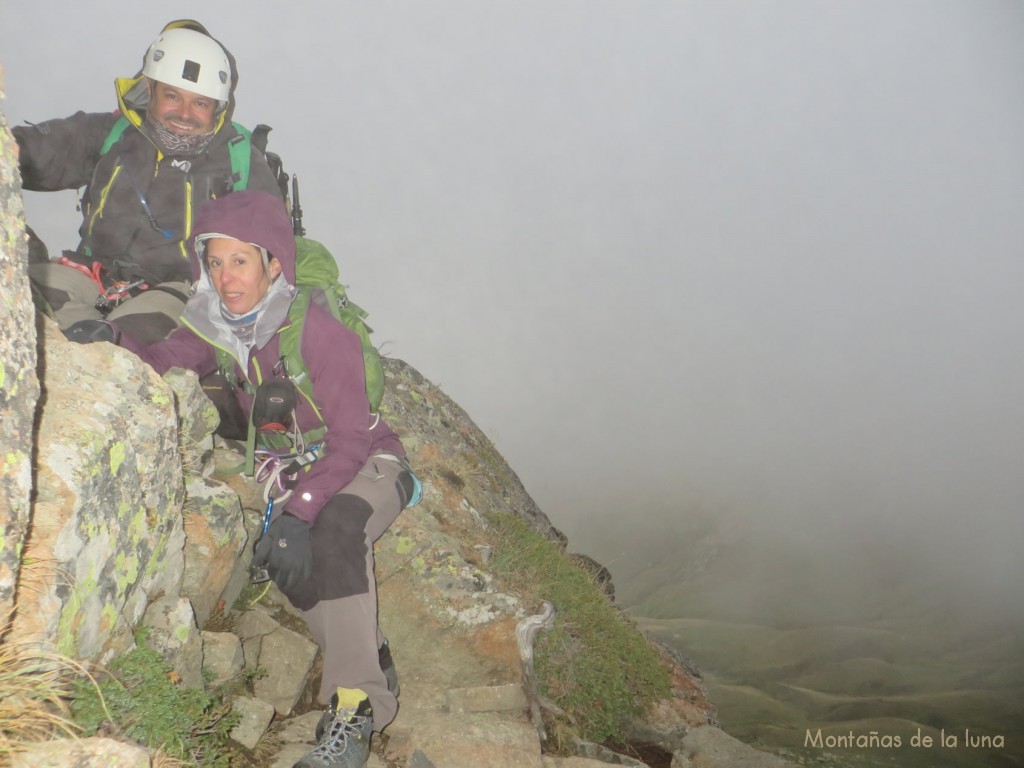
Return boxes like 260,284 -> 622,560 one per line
335,686 -> 368,710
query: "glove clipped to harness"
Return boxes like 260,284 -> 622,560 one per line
251,512 -> 313,591
63,319 -> 119,344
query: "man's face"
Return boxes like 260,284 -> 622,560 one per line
148,80 -> 217,136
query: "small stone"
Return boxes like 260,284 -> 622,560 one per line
229,696 -> 276,750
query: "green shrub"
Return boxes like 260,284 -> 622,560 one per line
490,514 -> 671,748
69,631 -> 239,766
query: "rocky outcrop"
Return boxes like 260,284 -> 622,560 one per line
0,73 -> 39,630
11,324 -> 190,663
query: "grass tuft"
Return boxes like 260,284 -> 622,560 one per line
178,432 -> 206,476
0,629 -> 99,757
69,630 -> 240,767
489,513 -> 671,749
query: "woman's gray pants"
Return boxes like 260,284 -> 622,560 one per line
280,453 -> 412,730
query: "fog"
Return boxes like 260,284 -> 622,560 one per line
2,1 -> 1023,623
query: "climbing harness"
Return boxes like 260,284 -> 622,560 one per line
57,255 -> 151,314
247,375 -> 326,506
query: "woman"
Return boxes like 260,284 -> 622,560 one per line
75,189 -> 415,768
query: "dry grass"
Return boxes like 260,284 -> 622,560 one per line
413,447 -> 484,491
151,752 -> 187,768
0,626 -> 107,758
178,432 -> 207,476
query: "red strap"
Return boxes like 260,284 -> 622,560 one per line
58,256 -> 106,293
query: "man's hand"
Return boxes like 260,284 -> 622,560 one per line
251,513 -> 313,591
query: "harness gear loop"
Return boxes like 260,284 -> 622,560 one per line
58,255 -> 152,314
253,443 -> 323,507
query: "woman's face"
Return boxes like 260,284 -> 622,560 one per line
205,237 -> 282,315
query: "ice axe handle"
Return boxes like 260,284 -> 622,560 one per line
250,498 -> 274,583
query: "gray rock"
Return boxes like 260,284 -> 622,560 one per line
573,740 -> 651,767
11,324 -> 187,663
201,629 -> 244,687
253,623 -> 319,715
220,545 -> 259,620
270,712 -> 322,768
672,726 -> 799,768
181,475 -> 248,626
444,683 -> 528,713
9,736 -> 152,768
275,710 -> 323,744
395,709 -> 544,768
234,606 -> 281,668
230,695 -> 277,750
408,750 -> 438,768
235,604 -> 282,633
163,367 -> 219,471
270,743 -> 319,768
142,595 -> 203,689
0,139 -> 37,631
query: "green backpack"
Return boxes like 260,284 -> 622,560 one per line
279,236 -> 385,415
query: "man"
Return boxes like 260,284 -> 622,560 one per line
15,20 -> 284,343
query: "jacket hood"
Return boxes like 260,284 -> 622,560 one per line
188,190 -> 297,283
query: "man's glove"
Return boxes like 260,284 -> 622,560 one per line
251,513 -> 313,591
63,319 -> 117,344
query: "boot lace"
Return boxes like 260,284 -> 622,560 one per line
308,706 -> 371,762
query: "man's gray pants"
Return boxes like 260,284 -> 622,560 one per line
29,261 -> 188,344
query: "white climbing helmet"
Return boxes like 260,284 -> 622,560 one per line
142,27 -> 230,101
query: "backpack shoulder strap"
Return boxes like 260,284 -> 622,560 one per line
228,121 -> 253,191
100,115 -> 131,156
214,347 -> 239,385
278,289 -> 327,424
100,115 -> 253,192
278,289 -> 308,381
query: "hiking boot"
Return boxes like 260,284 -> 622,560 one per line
379,638 -> 400,698
295,688 -> 373,768
315,642 -> 399,742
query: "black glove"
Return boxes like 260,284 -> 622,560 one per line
63,319 -> 117,344
251,512 -> 313,592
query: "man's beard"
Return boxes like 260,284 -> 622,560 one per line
144,112 -> 216,156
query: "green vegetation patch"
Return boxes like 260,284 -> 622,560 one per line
490,513 -> 671,748
69,630 -> 239,766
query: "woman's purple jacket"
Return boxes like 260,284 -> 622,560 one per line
119,190 -> 405,524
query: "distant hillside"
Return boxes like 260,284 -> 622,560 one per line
583,507 -> 1024,767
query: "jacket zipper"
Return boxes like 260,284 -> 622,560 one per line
87,163 -> 123,238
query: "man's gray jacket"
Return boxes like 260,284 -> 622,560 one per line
14,48 -> 282,286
